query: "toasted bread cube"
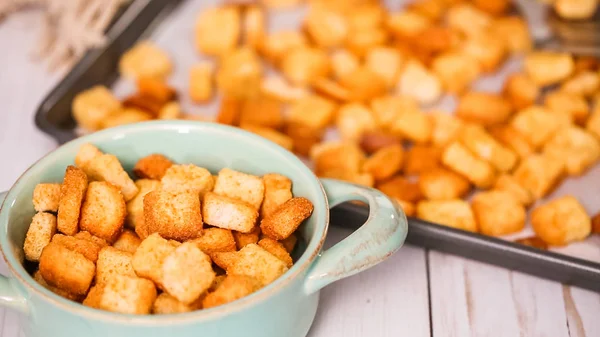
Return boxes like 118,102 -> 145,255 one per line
336,103 -> 377,142
260,30 -> 307,64
191,228 -> 237,254
410,25 -> 460,54
258,238 -> 293,268
194,6 -> 240,56
161,242 -> 215,304
305,5 -> 348,48
100,108 -> 152,129
502,73 -> 539,110
80,181 -> 126,243
213,168 -> 264,209
288,95 -> 337,130
447,3 -> 491,37
121,93 -> 164,116
233,226 -> 261,250
429,112 -> 464,147
216,47 -> 262,99
74,231 -> 108,247
96,246 -> 136,285
441,142 -> 496,189
85,153 -> 138,201
554,0 -> 598,19
284,122 -> 324,156
99,275 -> 157,315
513,154 -> 565,199
189,62 -> 214,103
244,5 -> 265,50
489,124 -> 534,160
83,284 -> 103,308
113,230 -> 142,254
417,200 -> 478,232
362,144 -> 404,182
432,51 -> 481,94
543,126 -> 600,176
493,174 -> 534,207
74,143 -> 103,171
32,183 -> 60,213
389,103 -> 431,144
261,174 -> 292,218
490,16 -> 531,53
57,166 -> 88,236
387,11 -> 429,39
344,27 -> 388,58
524,52 -> 574,86
544,91 -> 589,125
260,197 -> 314,240
311,141 -> 365,175
461,32 -> 506,73
203,192 -> 258,233
260,76 -> 308,102
404,145 -> 441,176
396,60 -> 442,106
161,164 -> 214,197
561,71 -> 600,97
370,96 -> 411,130
158,101 -> 181,120
365,47 -> 403,87
588,108 -> 600,140
281,47 -> 330,86
136,76 -> 175,104
531,196 -> 591,246
239,95 -> 283,129
459,124 -> 518,172
472,191 -> 526,236
126,179 -> 160,231
133,154 -> 174,180
132,233 -> 177,282
51,234 -> 102,263
456,92 -> 513,127
119,41 -> 172,80
34,270 -> 82,302
359,131 -> 402,155
229,244 -> 288,286
419,168 -> 471,200
202,275 -> 261,309
240,124 -> 293,151
280,234 -> 298,254
339,67 -> 387,102
144,189 -> 203,241
72,86 -> 121,131
152,293 -> 197,314
331,49 -> 359,79
24,213 -> 57,262
210,251 -> 239,271
39,242 -> 95,296
511,106 -> 561,149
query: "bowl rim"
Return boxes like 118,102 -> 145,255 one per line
0,120 -> 330,325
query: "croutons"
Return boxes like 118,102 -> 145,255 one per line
531,196 -> 591,246
471,191 -> 526,236
161,164 -> 214,197
119,41 -> 172,80
489,124 -> 535,160
24,212 -> 57,262
260,174 -> 293,218
403,145 -> 441,175
561,71 -> 600,97
80,181 -> 127,243
113,230 -> 142,254
194,6 -> 240,56
241,124 -> 293,151
419,168 -> 471,200
233,226 -> 261,250
210,251 -> 239,271
71,86 -> 121,131
362,144 -> 404,182
502,73 -> 539,110
239,96 -> 283,129
133,154 -> 174,180
229,244 -> 289,286
191,228 -> 237,254
365,47 -> 403,87
260,197 -> 314,240
144,189 -> 203,241
513,154 -> 565,199
202,275 -> 262,309
280,234 -> 298,253
83,149 -> 138,201
588,108 -> 600,140
376,176 -> 423,204
96,246 -> 136,285
281,46 -> 330,86
416,200 -> 478,232
51,234 -> 102,263
305,5 -> 348,48
32,183 -> 61,213
258,238 -> 293,268
429,112 -> 464,147
511,106 -> 561,149
542,126 -> 600,176
287,95 -> 337,131
339,67 -> 387,102
189,62 -> 214,103
524,52 -> 574,86
57,166 -> 88,236
336,103 -> 377,142
311,141 -> 365,175
132,233 -> 177,283
396,60 -> 442,105
390,104 -> 432,144
203,192 -> 258,233
213,168 -> 264,209
152,293 -> 197,314
489,16 -> 531,53
98,275 -> 157,315
544,91 -> 589,125
431,51 -> 481,94
493,174 -> 534,207
126,179 -> 161,230
359,131 -> 401,154
441,142 -> 496,189
39,242 -> 95,296
34,270 -> 82,302
456,92 -> 512,127
514,236 -> 548,250
74,231 -> 109,248
458,124 -> 518,172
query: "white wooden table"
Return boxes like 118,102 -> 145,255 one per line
1,10 -> 600,337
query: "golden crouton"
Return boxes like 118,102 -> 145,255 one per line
281,47 -> 330,86
133,154 -> 174,180
216,47 -> 262,99
210,251 -> 239,271
261,174 -> 293,218
213,168 -> 264,209
113,230 -> 142,254
161,164 -> 214,197
543,126 -> 600,176
588,108 -> 600,140
136,76 -> 175,104
359,131 -> 402,154
80,181 -> 126,243
441,142 -> 496,189
191,228 -> 237,254
305,5 -> 348,48
311,141 -> 365,175
389,103 -> 432,144
202,275 -> 261,309
561,71 -> 600,97
239,96 -> 283,130
228,244 -> 288,286
34,270 -> 82,302
24,212 -> 57,262
126,179 -> 160,231
493,174 -> 534,207
472,191 -> 526,236
96,246 -> 136,285
99,275 -> 157,315
417,200 -> 478,232
152,293 -> 197,314
161,242 -> 215,304
260,197 -> 313,240
287,95 -> 337,130
243,5 -> 265,50
336,103 -> 377,142
189,62 -> 214,103
72,86 -> 121,131
419,168 -> 471,200
544,91 -> 589,125
502,73 -> 539,110
370,96 -> 413,130
456,92 -> 512,127
331,49 -> 359,79
74,231 -> 109,247
280,234 -> 298,254
51,234 -> 102,263
524,52 -> 574,87
344,27 -> 388,58
144,189 -> 203,241
285,122 -> 323,157
554,0 -> 598,19
446,3 -> 491,37
461,32 -> 506,73
318,170 -> 374,188
511,106 -> 562,149
39,242 -> 95,296
403,145 -> 441,176
312,77 -> 351,102
132,233 -> 177,282
119,41 -> 172,80
158,101 -> 181,120
396,60 -> 442,105
233,226 -> 261,250
100,108 -> 152,129
365,47 -> 403,87
260,76 -> 308,103
489,124 -> 535,160
259,30 -> 307,64
431,51 -> 481,94
240,124 -> 293,151
258,238 -> 293,268
531,196 -> 591,246
472,0 -> 510,16
362,144 -> 404,182
57,166 -> 88,236
513,154 -> 565,199
74,143 -> 103,172
386,11 -> 430,39
514,236 -> 548,250
121,94 -> 163,116
32,183 -> 61,213
429,112 -> 464,147
203,192 -> 258,233
489,16 -> 531,53
85,153 -> 139,201
338,67 -> 387,102
82,285 -> 103,308
194,6 -> 240,56
459,124 -> 518,172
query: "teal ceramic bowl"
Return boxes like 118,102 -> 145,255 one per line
0,120 -> 407,337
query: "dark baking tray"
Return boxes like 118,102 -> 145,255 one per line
33,0 -> 600,293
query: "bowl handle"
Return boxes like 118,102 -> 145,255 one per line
303,179 -> 408,295
0,191 -> 29,314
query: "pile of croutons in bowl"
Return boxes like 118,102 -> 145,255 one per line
23,144 -> 314,315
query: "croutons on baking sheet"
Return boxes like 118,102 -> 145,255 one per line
362,144 -> 404,182
542,126 -> 600,176
502,73 -> 539,110
456,91 -> 512,127
524,52 -> 574,87
416,200 -> 478,233
471,191 -> 526,236
376,176 -> 423,204
71,86 -> 121,131
119,41 -> 172,80
260,197 -> 314,240
194,6 -> 240,57
510,106 -> 561,149
458,124 -> 517,173
531,196 -> 591,246
513,154 -> 565,199
441,142 -> 496,189
403,145 -> 441,176
493,174 -> 534,207
419,168 -> 471,201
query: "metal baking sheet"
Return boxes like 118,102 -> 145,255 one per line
34,0 -> 600,292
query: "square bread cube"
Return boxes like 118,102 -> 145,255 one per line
396,60 -> 442,106
57,166 -> 88,236
80,181 -> 126,243
161,164 -> 214,197
229,244 -> 289,286
544,91 -> 589,125
99,275 -> 157,315
210,251 -> 239,271
561,71 -> 599,97
456,91 -> 512,127
502,73 -> 539,110
96,246 -> 136,285
493,174 -> 534,207
362,144 -> 404,182
24,212 -> 57,262
542,126 -> 600,176
260,173 -> 293,218
258,238 -> 293,268
281,46 -> 330,87
389,102 -> 432,143
432,51 -> 481,94
336,103 -> 377,142
365,47 -> 403,88
152,293 -> 197,314
489,124 -> 534,159
513,154 -> 565,199
202,275 -> 262,309
239,95 -> 284,129
240,124 -> 293,151
83,285 -> 103,309
441,142 -> 496,189
39,242 -> 95,296
287,95 -> 337,130
203,192 -> 258,233
189,62 -> 214,103
71,86 -> 121,131
471,191 -> 526,236
119,41 -> 172,80
161,242 -> 216,304
113,230 -> 142,254
461,32 -> 506,73
195,6 -> 240,56
80,148 -> 138,201
305,5 -> 347,48
132,233 -> 177,283
370,96 -> 415,130
429,112 -> 464,147
311,141 -> 366,175
459,124 -> 518,172
133,154 -> 174,180
524,52 -> 573,86
51,234 -> 102,263
260,197 -> 314,240
490,16 -> 531,53
233,226 -> 261,250
418,168 -> 471,200
416,200 -> 478,232
403,145 -> 441,175
531,196 -> 591,246
213,168 -> 265,209
191,227 -> 237,254
126,179 -> 160,232
34,270 -> 82,302
280,234 -> 298,254
331,49 -> 359,79
144,189 -> 203,241
376,176 -> 423,203
74,231 -> 109,248
33,183 -> 61,213
511,106 -> 561,149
